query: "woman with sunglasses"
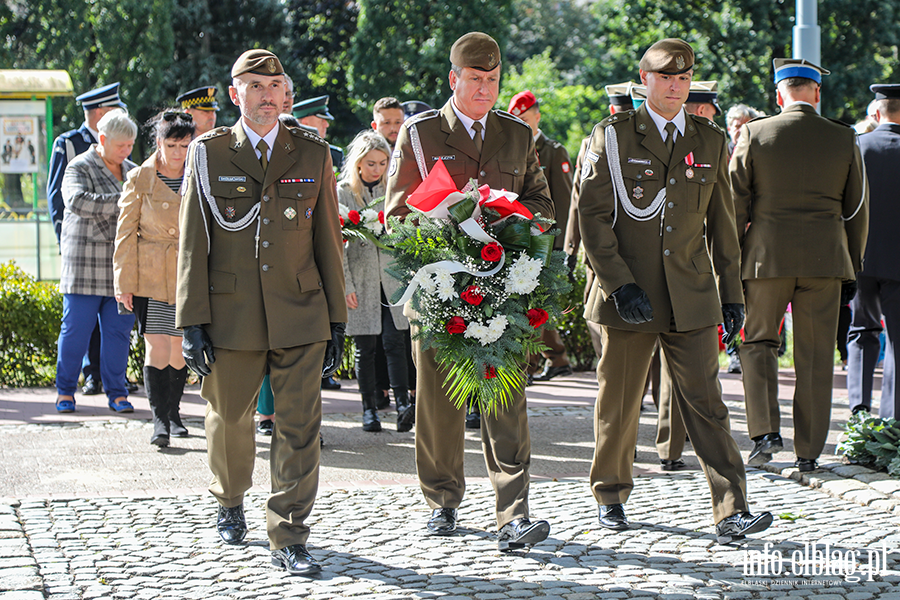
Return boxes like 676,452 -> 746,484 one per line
114,110 -> 195,447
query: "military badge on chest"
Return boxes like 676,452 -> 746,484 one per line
225,206 -> 236,220
633,185 -> 644,200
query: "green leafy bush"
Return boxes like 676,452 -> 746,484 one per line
838,412 -> 900,477
0,261 -> 63,387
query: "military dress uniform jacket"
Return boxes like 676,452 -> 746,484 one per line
48,124 -> 96,242
175,122 -> 347,351
535,132 -> 573,250
113,152 -> 182,304
385,101 -> 553,223
857,122 -> 900,281
730,103 -> 868,280
578,104 -> 743,333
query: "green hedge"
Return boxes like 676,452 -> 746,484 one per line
838,413 -> 900,478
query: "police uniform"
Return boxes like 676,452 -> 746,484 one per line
849,83 -> 900,418
731,59 -> 868,466
579,40 -> 762,535
508,90 -> 574,379
176,50 -> 346,557
292,95 -> 344,171
384,33 -> 554,543
177,86 -> 220,135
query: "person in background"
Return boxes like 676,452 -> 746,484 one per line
114,110 -> 195,447
725,104 -> 761,156
371,97 -> 405,147
338,130 -> 413,433
55,109 -> 138,414
401,100 -> 432,120
48,82 -> 130,398
177,86 -> 219,136
282,74 -> 295,114
293,94 -> 344,176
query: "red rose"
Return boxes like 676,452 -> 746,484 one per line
481,242 -> 503,262
378,210 -> 385,224
460,285 -> 484,306
348,210 -> 361,225
485,365 -> 497,379
527,308 -> 549,328
339,216 -> 345,226
445,316 -> 466,334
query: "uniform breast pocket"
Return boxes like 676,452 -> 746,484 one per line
686,169 -> 717,213
498,160 -> 526,191
621,163 -> 660,209
210,183 -> 254,224
277,182 -> 316,230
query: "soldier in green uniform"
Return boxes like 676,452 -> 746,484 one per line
508,90 -> 575,382
730,58 -> 868,472
578,39 -> 772,544
176,49 -> 347,576
385,32 -> 555,552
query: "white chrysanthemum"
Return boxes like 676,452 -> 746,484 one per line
464,321 -> 490,345
487,315 -> 508,338
505,254 -> 543,294
431,268 -> 456,301
361,209 -> 383,234
415,271 -> 437,295
463,315 -> 507,346
338,203 -> 350,219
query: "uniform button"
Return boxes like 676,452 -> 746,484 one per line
666,225 -> 672,232
669,178 -> 676,185
514,168 -> 519,175
262,264 -> 269,272
162,202 -> 169,209
636,174 -> 642,180
168,228 -> 176,235
209,286 -> 214,291
297,193 -> 303,198
664,249 -> 671,256
262,241 -> 270,248
701,177 -> 707,183
263,195 -> 270,202
318,281 -> 322,287
263,218 -> 270,225
480,170 -> 486,177
668,202 -> 674,208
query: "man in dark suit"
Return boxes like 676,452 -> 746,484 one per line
47,82 -> 128,396
730,58 -> 868,472
848,83 -> 900,418
579,39 -> 772,544
177,49 -> 346,576
385,32 -> 555,552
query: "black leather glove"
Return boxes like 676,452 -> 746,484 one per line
182,325 -> 215,377
721,303 -> 745,345
322,322 -> 346,379
612,283 -> 653,324
565,253 -> 578,285
841,279 -> 859,306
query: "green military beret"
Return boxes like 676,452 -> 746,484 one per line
231,49 -> 284,78
450,32 -> 501,72
639,39 -> 695,75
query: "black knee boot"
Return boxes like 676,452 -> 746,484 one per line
395,388 -> 414,433
167,366 -> 189,437
144,366 -> 170,447
362,393 -> 382,432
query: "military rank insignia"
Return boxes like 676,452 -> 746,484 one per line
284,207 -> 297,220
305,207 -> 313,219
225,206 -> 236,219
633,186 -> 644,200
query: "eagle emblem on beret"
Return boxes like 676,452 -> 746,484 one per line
267,58 -> 276,73
676,55 -> 685,70
489,53 -> 497,68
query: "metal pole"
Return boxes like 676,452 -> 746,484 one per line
794,0 -> 822,112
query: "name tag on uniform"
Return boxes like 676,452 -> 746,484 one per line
432,155 -> 456,161
627,158 -> 652,165
219,176 -> 246,182
586,151 -> 600,163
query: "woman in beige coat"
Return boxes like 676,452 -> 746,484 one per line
114,111 -> 195,447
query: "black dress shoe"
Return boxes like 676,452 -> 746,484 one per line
426,508 -> 458,535
216,504 -> 247,545
82,378 -> 102,395
321,376 -> 341,390
532,364 -> 574,382
257,419 -> 274,436
271,544 -> 321,577
795,457 -> 818,472
748,432 -> 783,466
497,517 -> 550,551
660,459 -> 686,471
716,511 -> 773,544
851,405 -> 871,416
125,380 -> 138,393
598,503 -> 629,530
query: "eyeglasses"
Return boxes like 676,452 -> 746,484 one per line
162,111 -> 193,122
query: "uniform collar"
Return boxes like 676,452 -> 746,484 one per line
450,98 -> 488,142
240,119 -> 279,160
84,122 -> 99,143
645,103 -> 686,142
533,129 -> 542,143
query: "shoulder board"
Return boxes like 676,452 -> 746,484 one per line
197,126 -> 230,142
495,109 -> 528,127
604,109 -> 636,126
689,113 -> 723,132
825,117 -> 853,128
406,109 -> 439,126
288,127 -> 328,146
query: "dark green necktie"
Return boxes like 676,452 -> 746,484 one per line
664,122 -> 677,158
472,121 -> 483,155
256,139 -> 269,172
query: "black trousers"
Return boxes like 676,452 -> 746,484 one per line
354,301 -> 408,396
